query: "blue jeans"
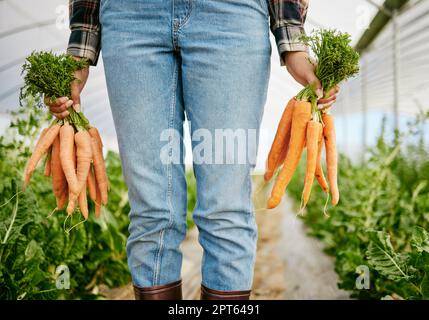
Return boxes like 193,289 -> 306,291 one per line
100,0 -> 271,291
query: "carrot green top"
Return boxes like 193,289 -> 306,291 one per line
20,51 -> 90,130
296,29 -> 360,119
20,51 -> 88,102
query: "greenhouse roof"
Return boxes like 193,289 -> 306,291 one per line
356,0 -> 409,52
0,0 -> 427,161
336,0 -> 429,117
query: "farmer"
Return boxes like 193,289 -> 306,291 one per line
47,0 -> 337,300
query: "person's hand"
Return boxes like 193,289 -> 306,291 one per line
284,51 -> 339,111
44,57 -> 89,119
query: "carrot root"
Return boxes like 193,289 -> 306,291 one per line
78,183 -> 89,220
322,113 -> 339,206
87,165 -> 97,202
301,121 -> 322,208
264,98 -> 295,181
95,184 -> 102,218
74,130 -> 93,195
315,126 -> 329,193
24,124 -> 61,188
44,147 -> 52,176
60,122 -> 79,195
91,136 -> 108,205
268,100 -> 312,209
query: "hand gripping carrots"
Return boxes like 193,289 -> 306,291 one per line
20,51 -> 109,221
264,29 -> 359,212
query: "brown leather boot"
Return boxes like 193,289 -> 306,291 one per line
134,280 -> 182,300
200,284 -> 251,300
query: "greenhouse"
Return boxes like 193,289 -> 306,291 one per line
0,0 -> 428,302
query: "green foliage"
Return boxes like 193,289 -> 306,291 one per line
20,51 -> 87,102
301,29 -> 360,93
411,227 -> 429,254
287,114 -> 429,300
186,170 -> 196,229
0,104 -> 130,299
366,231 -> 409,282
104,151 -> 131,234
0,101 -> 197,299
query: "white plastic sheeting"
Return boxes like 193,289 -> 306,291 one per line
337,0 -> 429,116
1,0 -> 397,166
0,0 -> 117,150
333,0 -> 429,156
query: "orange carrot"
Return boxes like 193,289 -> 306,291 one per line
95,183 -> 102,218
67,191 -> 76,216
276,138 -> 289,170
89,127 -> 103,148
87,165 -> 97,202
66,144 -> 78,215
267,101 -> 312,209
91,136 -> 108,205
44,147 -> 52,176
51,136 -> 68,209
315,127 -> 329,193
38,128 -> 49,142
57,187 -> 68,210
60,122 -> 79,195
264,98 -> 295,181
75,130 -> 92,195
89,126 -> 108,190
301,121 -> 322,207
24,124 -> 61,188
322,113 -> 339,206
78,183 -> 89,220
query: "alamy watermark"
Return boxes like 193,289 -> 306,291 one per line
55,5 -> 69,30
56,264 -> 70,290
160,126 -> 258,165
355,265 -> 370,290
355,4 -> 372,31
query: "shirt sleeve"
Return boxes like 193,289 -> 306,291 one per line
67,0 -> 101,66
268,0 -> 309,65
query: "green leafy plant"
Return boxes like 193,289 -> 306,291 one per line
0,104 -> 130,299
0,101 -> 197,299
366,231 -> 410,282
186,170 -> 196,229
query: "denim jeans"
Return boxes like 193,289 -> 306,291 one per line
100,0 -> 271,291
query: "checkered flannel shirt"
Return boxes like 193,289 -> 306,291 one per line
67,0 -> 308,66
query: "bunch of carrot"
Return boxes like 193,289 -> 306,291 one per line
264,29 -> 359,211
20,51 -> 108,219
24,123 -> 107,219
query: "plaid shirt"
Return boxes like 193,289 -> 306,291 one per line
67,0 -> 308,66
